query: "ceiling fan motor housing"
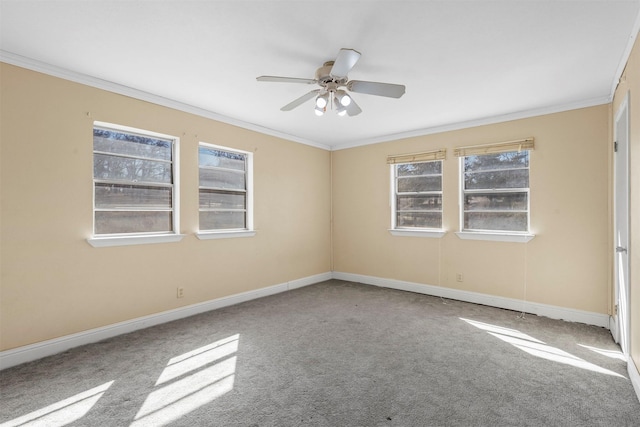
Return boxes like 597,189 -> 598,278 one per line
316,61 -> 348,87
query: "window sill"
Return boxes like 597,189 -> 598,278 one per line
455,231 -> 535,243
87,234 -> 186,248
389,229 -> 446,238
196,230 -> 256,240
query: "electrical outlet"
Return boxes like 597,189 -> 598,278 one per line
177,287 -> 184,298
456,273 -> 464,282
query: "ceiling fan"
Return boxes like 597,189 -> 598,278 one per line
256,48 -> 406,116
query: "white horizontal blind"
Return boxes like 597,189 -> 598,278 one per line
458,139 -> 533,233
199,143 -> 249,231
454,138 -> 534,157
392,160 -> 443,230
92,123 -> 177,235
387,148 -> 446,165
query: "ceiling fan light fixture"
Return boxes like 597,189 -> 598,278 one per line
315,93 -> 329,109
337,90 -> 351,106
314,105 -> 325,116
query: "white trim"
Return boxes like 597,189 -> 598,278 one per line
246,151 -> 254,231
390,165 -> 396,229
174,131 -> 181,238
629,357 -> 640,404
0,50 -> 330,151
332,271 -> 609,328
610,8 -> 640,97
455,231 -> 535,243
197,141 -> 255,235
609,314 -> 619,344
93,121 -> 177,142
289,272 -> 333,290
0,272 -> 332,370
330,96 -> 611,151
196,230 -> 256,240
457,152 -> 532,240
389,229 -> 446,238
613,91 -> 631,356
87,234 -> 185,247
91,121 -> 181,243
390,161 -> 444,233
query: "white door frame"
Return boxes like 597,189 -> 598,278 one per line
613,91 -> 630,357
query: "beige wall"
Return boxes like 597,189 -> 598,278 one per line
0,59 -> 622,357
612,33 -> 640,373
332,105 -> 611,314
0,64 -> 331,351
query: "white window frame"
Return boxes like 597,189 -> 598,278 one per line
456,150 -> 534,243
196,142 -> 255,240
389,160 -> 446,238
87,121 -> 184,248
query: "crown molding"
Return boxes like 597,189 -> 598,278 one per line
0,50 -> 331,151
610,8 -> 640,96
330,95 -> 612,151
0,49 -> 620,153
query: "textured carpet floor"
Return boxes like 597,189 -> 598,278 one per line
1,280 -> 639,426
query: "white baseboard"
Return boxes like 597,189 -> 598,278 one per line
288,272 -> 332,290
0,271 -> 614,370
332,271 -> 610,328
629,357 -> 640,403
0,272 -> 332,370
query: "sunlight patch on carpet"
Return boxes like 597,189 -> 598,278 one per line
156,334 -> 239,386
578,344 -> 627,361
130,334 -> 239,427
0,381 -> 113,427
461,318 -> 626,379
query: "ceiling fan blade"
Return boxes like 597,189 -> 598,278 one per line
257,76 -> 317,84
347,80 -> 406,98
346,98 -> 362,116
281,90 -> 320,111
330,48 -> 361,79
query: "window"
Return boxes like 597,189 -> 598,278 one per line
198,143 -> 253,235
92,123 -> 178,237
392,160 -> 443,230
460,149 -> 530,233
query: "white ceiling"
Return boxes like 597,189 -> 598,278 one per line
2,1 -> 639,150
